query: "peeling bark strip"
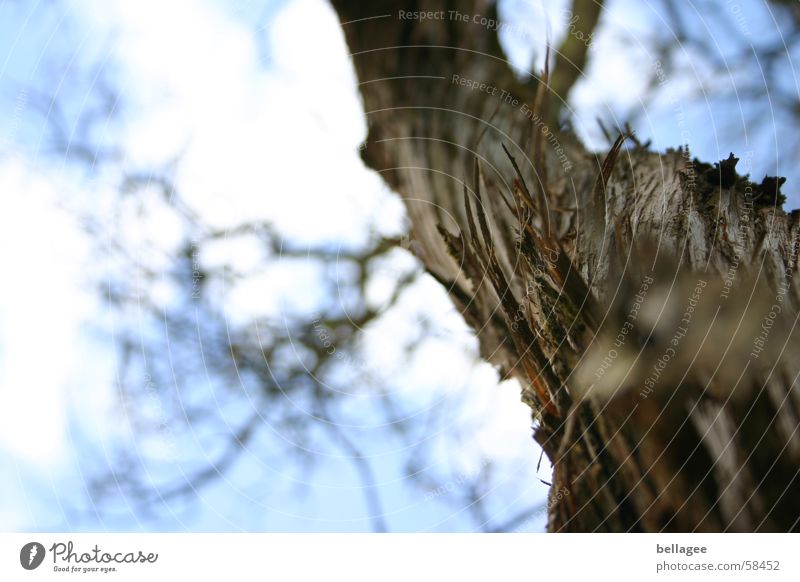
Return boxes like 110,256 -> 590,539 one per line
330,0 -> 800,531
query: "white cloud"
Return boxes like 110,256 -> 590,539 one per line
0,0 -> 545,529
0,157 -> 92,461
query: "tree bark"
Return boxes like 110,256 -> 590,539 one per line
330,0 -> 800,532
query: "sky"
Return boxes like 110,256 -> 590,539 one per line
0,0 -> 796,532
0,0 -> 543,532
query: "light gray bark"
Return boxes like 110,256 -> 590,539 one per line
331,0 -> 800,531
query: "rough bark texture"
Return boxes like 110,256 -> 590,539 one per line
330,0 -> 800,531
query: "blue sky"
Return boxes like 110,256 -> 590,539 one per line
0,0 -> 796,532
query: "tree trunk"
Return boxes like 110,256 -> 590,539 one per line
330,0 -> 800,532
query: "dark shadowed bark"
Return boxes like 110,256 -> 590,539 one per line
330,0 -> 800,531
